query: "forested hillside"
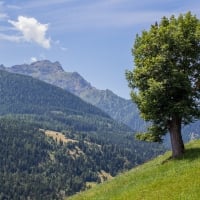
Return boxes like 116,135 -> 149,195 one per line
0,69 -> 108,117
0,70 -> 164,199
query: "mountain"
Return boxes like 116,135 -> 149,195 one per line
5,60 -> 146,131
6,60 -> 199,141
0,64 -> 5,70
68,139 -> 200,200
0,70 -> 164,199
0,69 -> 108,118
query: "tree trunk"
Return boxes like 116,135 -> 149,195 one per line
168,116 -> 184,158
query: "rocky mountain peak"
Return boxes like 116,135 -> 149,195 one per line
9,60 -> 64,75
30,60 -> 64,73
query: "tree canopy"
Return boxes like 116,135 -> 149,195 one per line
126,12 -> 200,157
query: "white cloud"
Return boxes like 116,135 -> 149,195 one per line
38,0 -> 199,33
8,16 -> 51,48
30,57 -> 37,63
60,46 -> 67,51
41,0 -> 175,32
54,40 -> 67,51
0,33 -> 22,42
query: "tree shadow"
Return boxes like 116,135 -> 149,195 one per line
161,147 -> 200,164
181,148 -> 200,161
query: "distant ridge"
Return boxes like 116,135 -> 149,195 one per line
2,60 -> 199,139
4,60 -> 146,131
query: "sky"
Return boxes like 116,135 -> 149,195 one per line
0,0 -> 200,99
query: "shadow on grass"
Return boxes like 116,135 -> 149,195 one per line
161,147 -> 200,164
182,148 -> 200,161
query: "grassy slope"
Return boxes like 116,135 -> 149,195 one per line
68,140 -> 200,200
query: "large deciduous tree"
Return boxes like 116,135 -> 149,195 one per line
126,12 -> 200,158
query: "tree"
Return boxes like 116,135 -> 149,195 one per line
126,12 -> 200,158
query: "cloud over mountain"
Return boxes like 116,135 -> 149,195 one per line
8,16 -> 51,48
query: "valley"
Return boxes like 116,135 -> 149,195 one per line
0,68 -> 164,199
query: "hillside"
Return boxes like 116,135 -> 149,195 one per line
0,70 -> 164,198
5,60 -> 147,131
68,139 -> 200,200
0,69 -> 108,117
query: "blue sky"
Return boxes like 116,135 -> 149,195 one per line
0,0 -> 199,99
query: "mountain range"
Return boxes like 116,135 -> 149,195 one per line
3,60 -> 200,141
2,60 -> 146,132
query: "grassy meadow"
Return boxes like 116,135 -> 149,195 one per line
68,140 -> 200,200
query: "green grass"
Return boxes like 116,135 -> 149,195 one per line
68,140 -> 200,200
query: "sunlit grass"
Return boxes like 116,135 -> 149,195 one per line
68,140 -> 200,200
